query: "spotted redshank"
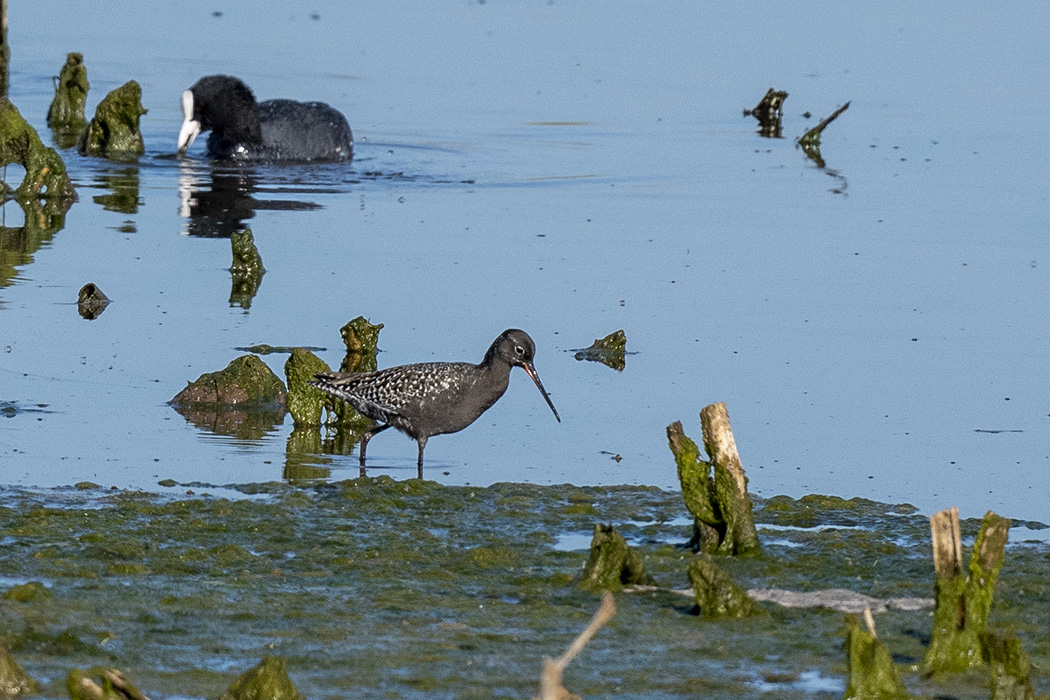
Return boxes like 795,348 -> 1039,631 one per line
310,329 -> 560,471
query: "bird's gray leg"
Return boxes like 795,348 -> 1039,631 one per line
415,436 -> 429,475
359,424 -> 392,466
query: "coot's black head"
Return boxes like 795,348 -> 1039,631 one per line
177,75 -> 263,157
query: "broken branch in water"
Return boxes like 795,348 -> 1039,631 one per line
535,591 -> 616,700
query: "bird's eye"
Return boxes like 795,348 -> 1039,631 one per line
515,345 -> 525,356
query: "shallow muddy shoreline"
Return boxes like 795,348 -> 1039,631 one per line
1,478 -> 1047,699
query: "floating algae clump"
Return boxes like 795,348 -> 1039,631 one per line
0,97 -> 76,201
219,656 -> 303,700
170,355 -> 287,407
0,644 -> 38,695
77,81 -> 146,160
47,52 -> 89,148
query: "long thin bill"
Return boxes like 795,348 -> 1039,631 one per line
522,362 -> 561,423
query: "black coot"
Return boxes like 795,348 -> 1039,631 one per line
177,75 -> 353,163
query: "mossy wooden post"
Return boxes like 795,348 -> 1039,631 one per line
0,98 -> 76,201
578,524 -> 652,592
842,610 -> 912,700
687,553 -> 766,618
981,629 -> 1035,700
923,508 -> 1010,675
667,402 -> 759,555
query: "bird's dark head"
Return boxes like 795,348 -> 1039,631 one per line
489,329 -> 560,423
177,75 -> 262,155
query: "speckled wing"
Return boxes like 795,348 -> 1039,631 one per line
311,362 -> 476,424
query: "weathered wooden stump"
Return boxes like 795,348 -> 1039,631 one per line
667,402 -> 759,555
578,524 -> 652,592
842,610 -> 912,700
922,508 -> 1010,675
687,553 -> 766,618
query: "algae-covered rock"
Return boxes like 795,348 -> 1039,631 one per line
170,355 -> 287,407
842,613 -> 912,700
578,523 -> 652,591
339,316 -> 382,373
77,282 -> 111,320
284,347 -> 333,426
219,656 -> 303,700
0,97 -> 76,201
230,228 -> 265,309
0,644 -> 38,695
2,581 -> 53,602
77,81 -> 146,160
66,668 -> 145,700
47,52 -> 89,148
573,330 -> 626,371
687,553 -> 766,618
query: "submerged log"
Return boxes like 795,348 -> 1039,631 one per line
842,610 -> 912,700
667,402 -> 759,555
578,524 -> 652,592
923,508 -> 1010,675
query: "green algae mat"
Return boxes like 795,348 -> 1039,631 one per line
0,478 -> 1048,699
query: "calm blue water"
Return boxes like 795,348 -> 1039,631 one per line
2,1 -> 1048,523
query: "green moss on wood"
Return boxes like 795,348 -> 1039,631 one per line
230,228 -> 265,309
47,52 -> 89,148
923,511 -> 1010,675
842,614 -> 913,700
687,554 -> 766,618
339,316 -> 383,373
0,97 -> 76,201
284,347 -> 332,426
77,81 -> 146,160
578,523 -> 652,591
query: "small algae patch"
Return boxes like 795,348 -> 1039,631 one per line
1,582 -> 52,603
0,483 -> 1046,698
